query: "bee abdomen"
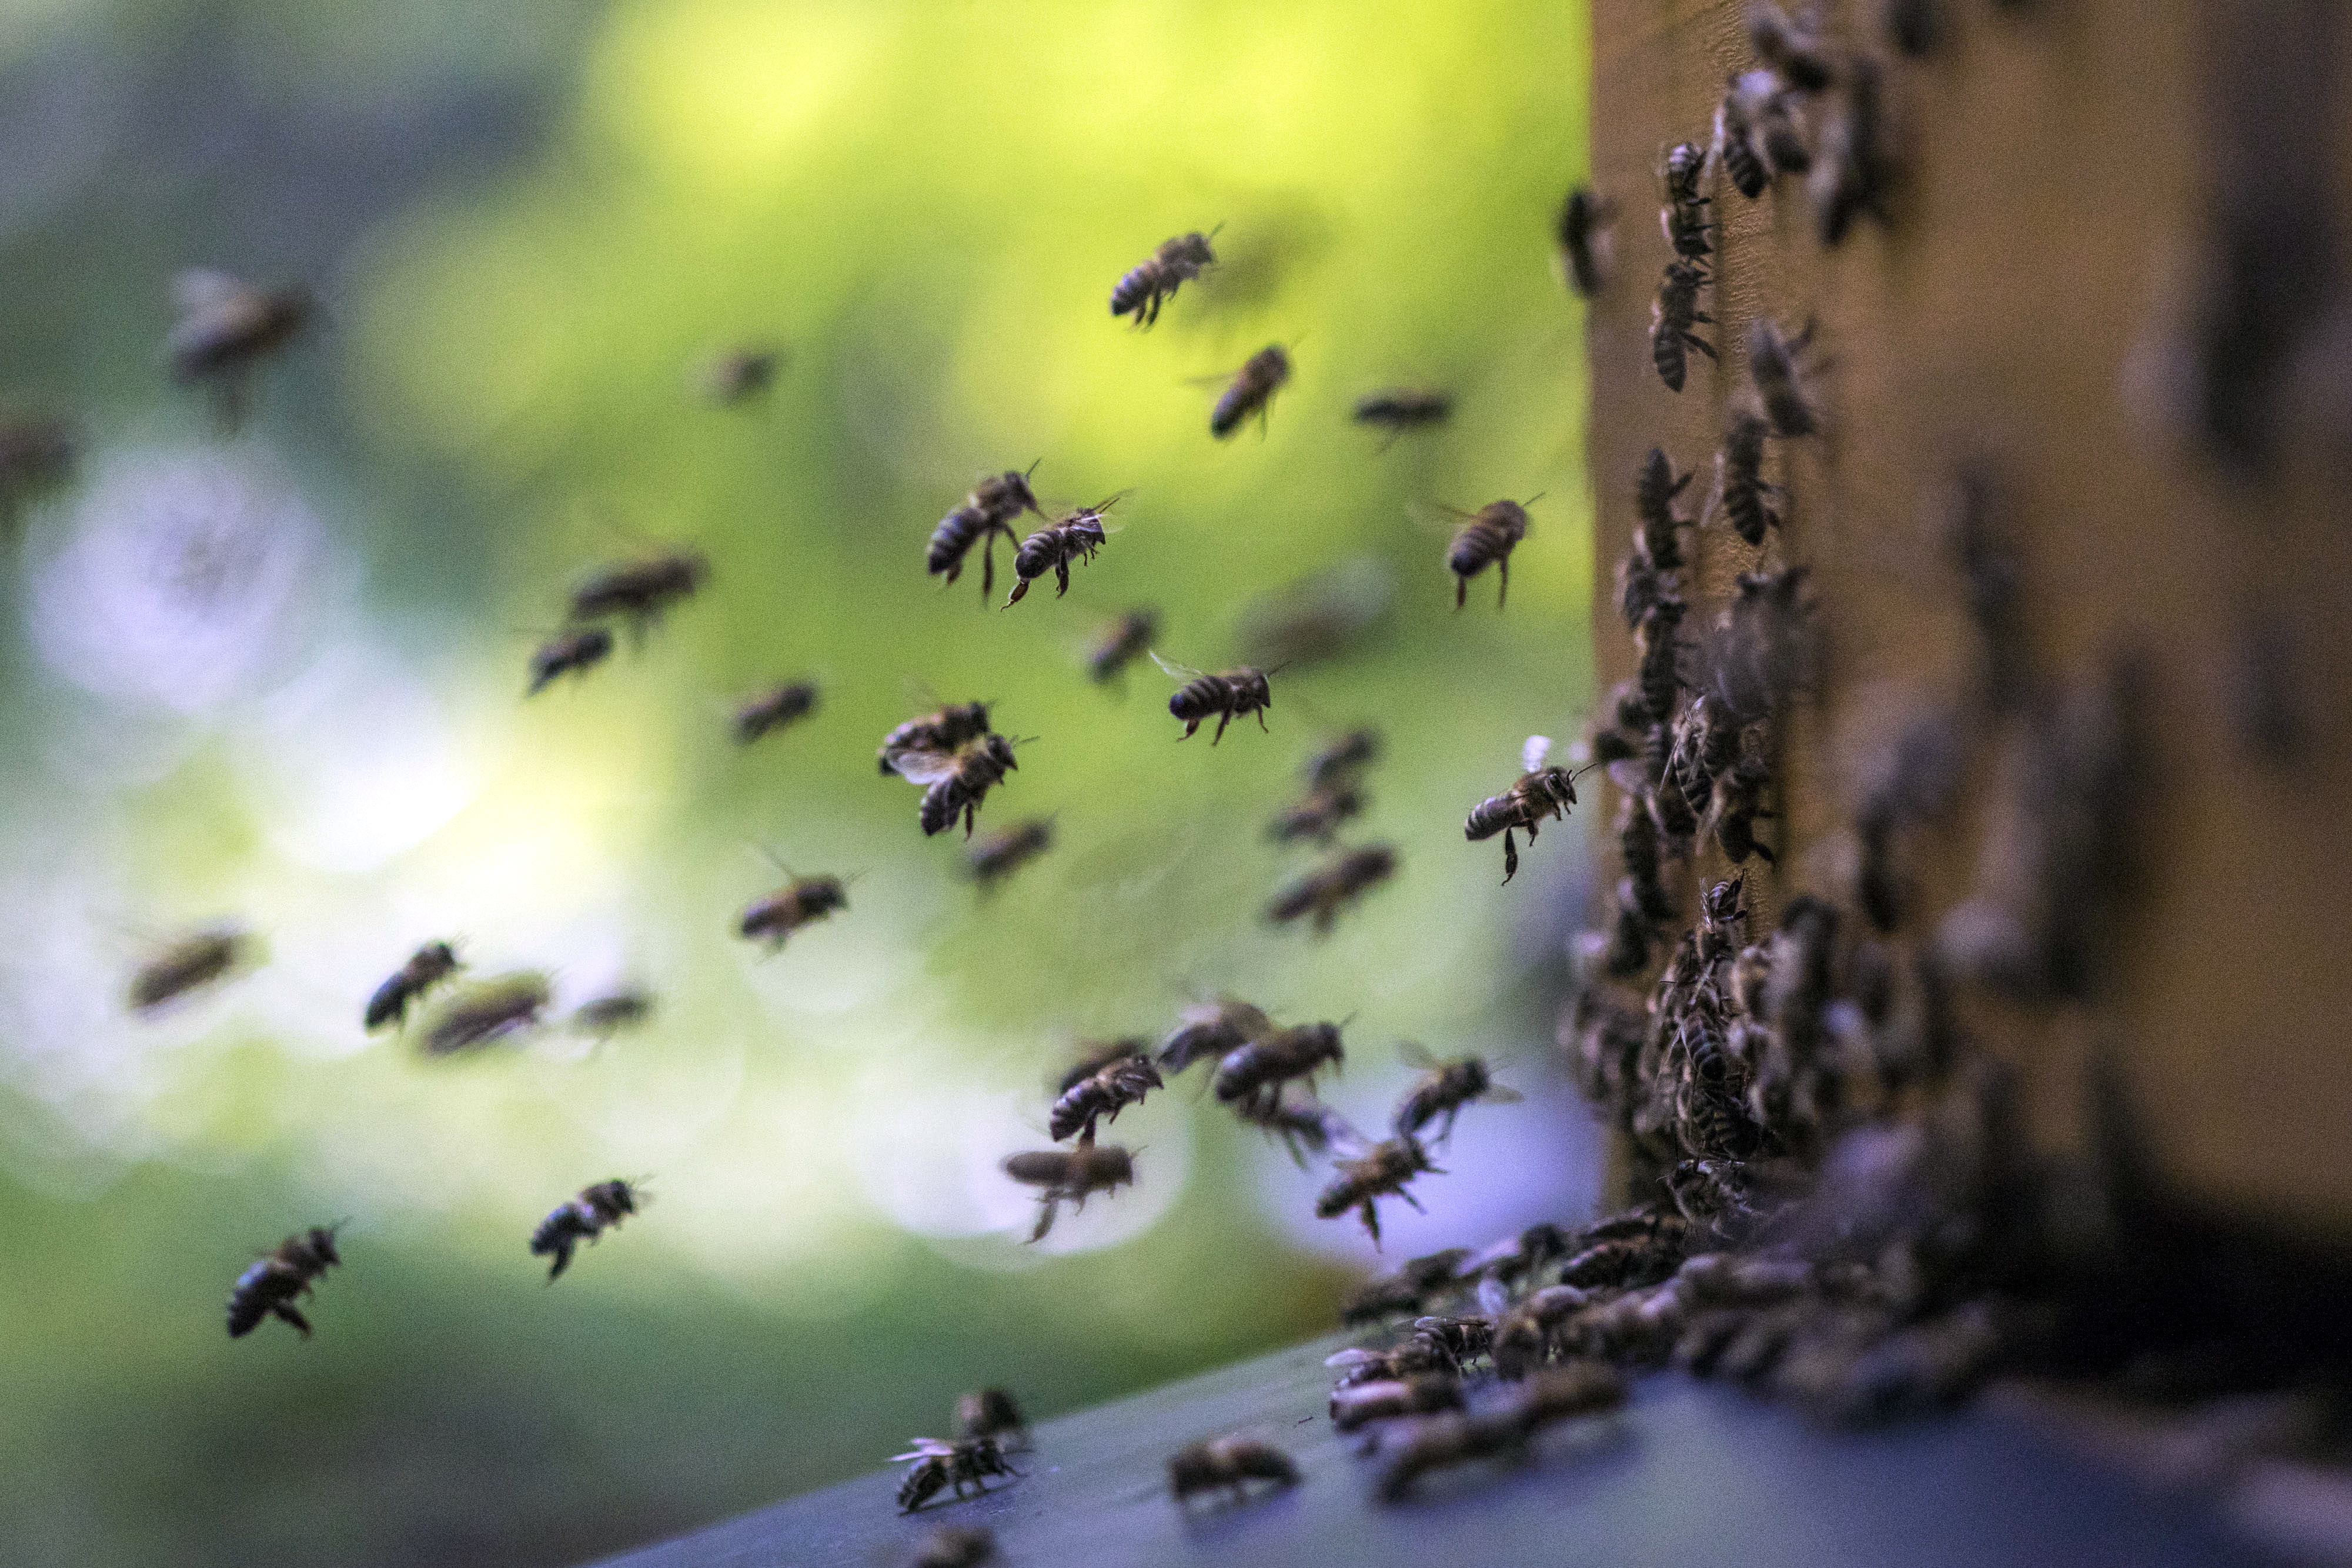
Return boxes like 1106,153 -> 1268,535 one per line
927,507 -> 984,577
1465,794 -> 1517,842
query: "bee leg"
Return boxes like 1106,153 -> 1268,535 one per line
273,1302 -> 314,1338
1496,557 -> 1509,610
1501,830 -> 1519,884
1401,1187 -> 1427,1213
1455,573 -> 1467,610
1212,710 -> 1231,744
1180,718 -> 1199,740
1361,1201 -> 1382,1249
1687,331 -> 1718,360
980,534 -> 997,600
1255,707 -> 1269,733
1055,561 -> 1070,597
1004,577 -> 1028,607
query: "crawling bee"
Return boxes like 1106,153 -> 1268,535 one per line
954,1388 -> 1029,1447
1465,735 -> 1593,882
912,1524 -> 996,1568
1660,141 -> 1714,262
0,414 -> 74,522
968,818 -> 1053,891
1812,54 -> 1892,246
129,925 -> 252,1012
893,733 -> 1023,837
1155,654 -> 1273,743
732,680 -> 818,744
1340,1248 -> 1472,1325
1005,497 -> 1116,606
930,469 -> 1044,601
226,1225 -> 342,1339
1003,1143 -> 1135,1241
1087,608 -> 1158,687
1491,1285 -> 1593,1378
1748,1 -> 1834,90
1732,69 -> 1812,177
1325,1336 -> 1455,1389
1303,728 -> 1381,790
1714,82 -> 1773,199
1555,187 -> 1614,297
1233,1091 -> 1349,1166
1651,260 -> 1716,392
1111,230 -> 1218,327
1214,1021 -> 1345,1115
1374,1363 -> 1626,1500
1717,409 -> 1783,546
739,872 -> 848,947
420,973 -> 550,1056
1266,843 -> 1396,933
363,940 -> 462,1032
567,550 -> 709,638
1635,446 -> 1692,570
1394,1044 -> 1522,1144
1331,1375 -> 1466,1432
1209,345 -> 1291,438
877,701 -> 993,777
1267,779 -> 1366,845
1444,499 -> 1534,609
527,626 -> 614,695
570,988 -> 654,1037
1885,0 -> 1940,54
1317,1135 -> 1441,1247
1168,1435 -> 1299,1507
530,1178 -> 642,1279
167,269 -> 312,425
1159,996 -> 1274,1072
1747,318 -> 1820,437
893,1436 -> 1018,1512
1713,752 -> 1776,865
699,346 -> 781,406
1354,388 -> 1454,449
1050,1049 -> 1162,1143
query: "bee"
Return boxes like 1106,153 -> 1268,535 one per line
1651,260 -> 1716,392
128,925 -> 252,1012
954,1388 -> 1029,1447
892,733 -> 1023,838
1747,318 -> 1820,437
1209,345 -> 1291,438
1667,693 -> 1742,808
1001,1143 -> 1134,1242
1266,843 -> 1396,933
527,626 -> 614,695
1110,229 -> 1218,327
226,1225 -> 342,1339
1746,2 -> 1835,92
1466,1223 -> 1574,1294
1233,1091 -> 1349,1166
420,974 -> 550,1056
1713,752 -> 1776,866
1213,1021 -> 1346,1115
1412,1315 -> 1498,1372
1945,462 -> 2024,713
530,1178 -> 642,1279
968,818 -> 1053,891
1267,780 -> 1366,845
1555,187 -> 1614,296
1087,608 -> 1158,686
1354,387 -> 1455,450
1660,141 -> 1714,262
1619,796 -> 1678,923
1812,54 -> 1892,247
1735,69 -> 1813,175
1700,566 -> 1815,724
739,872 -> 848,947
1717,408 -> 1783,547
1159,996 -> 1275,1073
1465,735 -> 1595,883
893,1436 -> 1018,1513
877,701 -> 993,777
1714,88 -> 1772,200
0,414 -> 74,523
1331,1374 -> 1465,1432
732,680 -> 818,744
166,269 -> 312,424
1005,497 -> 1117,606
1393,1044 -> 1523,1144
1444,498 -> 1535,610
567,550 -> 709,638
570,988 -> 654,1037
1885,0 -> 1940,54
1055,1036 -> 1155,1095
1316,1135 -> 1441,1247
699,346 -> 781,406
1167,1435 -> 1299,1507
912,1524 -> 996,1568
930,469 -> 1044,601
1341,1248 -> 1472,1325
1634,446 -> 1692,571
363,940 -> 462,1032
1303,727 -> 1381,790
1154,653 -> 1274,743
1049,1049 -> 1162,1143
1325,1336 -> 1455,1389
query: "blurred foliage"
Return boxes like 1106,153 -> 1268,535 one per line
0,0 -> 1595,1563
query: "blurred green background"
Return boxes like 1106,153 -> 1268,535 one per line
0,0 -> 1597,1562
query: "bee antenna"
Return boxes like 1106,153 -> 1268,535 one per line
1024,459 -> 1041,481
1207,221 -> 1226,240
748,841 -> 796,878
1522,491 -> 1549,507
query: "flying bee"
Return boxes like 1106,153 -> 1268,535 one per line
527,626 -> 614,695
1303,727 -> 1381,790
128,925 -> 252,1012
1233,1090 -> 1349,1166
1555,187 -> 1614,297
1651,260 -> 1716,392
1747,318 -> 1820,437
930,467 -> 1044,601
913,1524 -> 996,1568
166,269 -> 312,426
1111,229 -> 1218,328
1717,408 -> 1783,546
1660,141 -> 1714,262
1168,1436 -> 1299,1507
570,988 -> 654,1037
1354,388 -> 1454,450
1049,1049 -> 1162,1143
1208,345 -> 1291,438
0,414 -> 74,523
877,701 -> 993,776
1331,1374 -> 1466,1432
1005,496 -> 1118,606
954,1387 -> 1030,1447
1055,1036 -> 1155,1096
1465,735 -> 1596,883
893,733 -> 1023,838
1214,1021 -> 1346,1115
1267,780 -> 1367,845
1316,1134 -> 1441,1247
1443,498 -> 1536,609
1002,1144 -> 1134,1242
893,1436 -> 1019,1513
1812,53 -> 1892,247
732,680 -> 818,744
1154,653 -> 1274,743
739,871 -> 848,947
1159,996 -> 1274,1072
226,1225 -> 342,1339
1087,608 -> 1158,687
1634,446 -> 1692,570
1266,843 -> 1396,933
968,818 -> 1053,891
698,346 -> 781,406
530,1178 -> 643,1279
566,550 -> 709,639
420,973 -> 550,1056
1392,1044 -> 1522,1144
1746,2 -> 1835,91
363,940 -> 462,1032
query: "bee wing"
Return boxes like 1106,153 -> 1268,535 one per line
1397,1041 -> 1438,1070
890,1440 -> 954,1461
1475,1276 -> 1512,1317
1150,650 -> 1205,684
1522,734 -> 1555,773
889,749 -> 962,785
1483,1084 -> 1526,1105
172,267 -> 247,314
1324,1348 -> 1385,1370
1320,1111 -> 1376,1159
1605,759 -> 1651,795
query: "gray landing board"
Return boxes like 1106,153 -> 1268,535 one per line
590,1333 -> 2285,1568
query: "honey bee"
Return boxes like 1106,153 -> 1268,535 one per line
1340,1248 -> 1472,1325
1712,752 -> 1776,866
530,1178 -> 642,1279
1660,141 -> 1714,262
891,733 -> 1023,837
1233,1090 -> 1349,1166
1209,345 -> 1291,438
930,469 -> 1044,601
1393,1044 -> 1522,1144
1945,462 -> 2024,713
739,872 -> 848,947
1331,1374 -> 1465,1432
1465,736 -> 1594,882
1087,608 -> 1158,687
166,269 -> 312,426
1746,318 -> 1820,437
1265,843 -> 1397,932
1167,1435 -> 1299,1507
1158,996 -> 1275,1073
1884,0 -> 1940,53
128,925 -> 252,1012
1714,89 -> 1771,200
363,940 -> 462,1032
967,818 -> 1053,891
420,973 -> 550,1056
1316,1134 -> 1441,1247
893,1436 -> 1019,1512
1153,653 -> 1273,743
699,346 -> 781,406
1411,1314 -> 1498,1374
1354,388 -> 1455,450
1054,1036 -> 1154,1095
1717,409 -> 1783,547
1619,796 -> 1678,923
1005,497 -> 1117,606
567,550 -> 709,638
1746,2 -> 1835,91
1812,54 -> 1892,247
1302,727 -> 1382,790
226,1225 -> 342,1339
1050,1048 -> 1162,1142
1737,69 -> 1814,175
1267,780 -> 1366,845
1651,260 -> 1716,393
570,988 -> 654,1037
1634,446 -> 1692,571
1444,498 -> 1535,610
527,627 -> 614,695
1111,230 -> 1218,327
0,414 -> 74,523
732,680 -> 818,744
1213,1021 -> 1345,1114
954,1388 -> 1030,1447
1001,1144 -> 1134,1242
1325,1336 -> 1454,1389
912,1524 -> 996,1568
1555,188 -> 1614,297
877,701 -> 993,776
